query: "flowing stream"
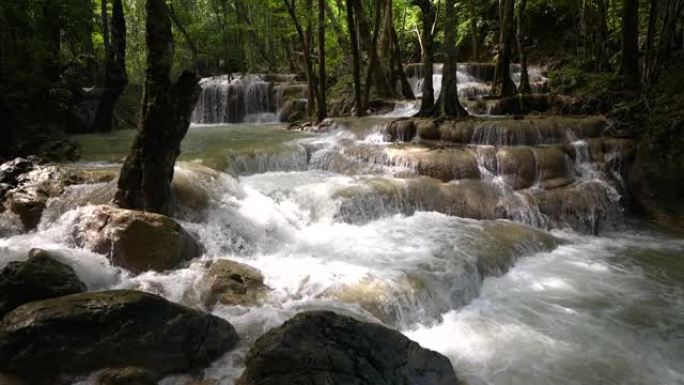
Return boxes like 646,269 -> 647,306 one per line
1,118 -> 683,385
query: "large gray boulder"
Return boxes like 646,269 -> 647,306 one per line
74,205 -> 203,274
0,290 -> 239,384
238,311 -> 459,385
0,248 -> 86,318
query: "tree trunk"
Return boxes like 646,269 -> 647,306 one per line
363,0 -> 387,109
168,2 -> 203,73
491,0 -> 516,97
94,0 -> 128,132
643,0 -> 657,83
283,0 -> 318,118
435,0 -> 468,117
653,0 -> 683,82
516,0 -> 531,94
388,1 -> 415,99
317,0 -> 327,122
114,0 -> 200,215
620,0 -> 640,89
346,0 -> 364,116
411,0 -> 436,116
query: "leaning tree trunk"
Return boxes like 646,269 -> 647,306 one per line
346,0 -> 364,116
94,0 -> 128,132
491,0 -> 517,97
619,0 -> 640,89
114,0 -> 200,215
516,0 -> 531,94
317,0 -> 327,122
435,0 -> 468,117
412,0 -> 436,116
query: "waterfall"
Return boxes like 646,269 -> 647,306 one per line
191,74 -> 307,124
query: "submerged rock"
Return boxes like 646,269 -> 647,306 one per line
96,367 -> 159,385
0,290 -> 239,383
74,205 -> 203,274
200,259 -> 268,309
0,248 -> 86,318
238,311 -> 458,385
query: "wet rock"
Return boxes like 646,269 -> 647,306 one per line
2,162 -> 111,231
0,248 -> 86,318
0,290 -> 239,383
415,119 -> 439,140
437,116 -> 606,145
278,99 -> 307,123
477,221 -> 561,275
238,311 -> 458,385
496,147 -> 536,189
436,179 -> 501,218
0,158 -> 37,186
201,259 -> 268,309
533,181 -> 622,234
6,187 -> 48,230
387,119 -> 416,142
324,275 -> 426,324
534,147 -> 574,189
96,367 -> 159,385
74,205 -> 203,274
386,146 -> 480,182
16,135 -> 81,162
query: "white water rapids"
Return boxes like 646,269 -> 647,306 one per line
0,122 -> 683,385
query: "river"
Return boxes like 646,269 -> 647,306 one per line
1,119 -> 682,385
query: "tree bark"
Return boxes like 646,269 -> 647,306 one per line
491,0 -> 516,97
168,2 -> 203,73
345,0 -> 364,116
516,0 -> 531,94
653,0 -> 684,82
620,0 -> 640,89
363,0 -> 388,109
435,0 -> 468,117
94,0 -> 128,132
388,1 -> 415,99
283,0 -> 318,118
643,0 -> 657,83
412,0 -> 436,116
317,0 -> 327,122
114,0 -> 200,215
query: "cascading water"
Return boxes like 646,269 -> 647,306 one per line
389,63 -> 550,117
191,74 -> 307,124
0,116 -> 682,385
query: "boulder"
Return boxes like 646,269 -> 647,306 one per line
387,119 -> 416,142
534,147 -> 574,189
200,259 -> 268,309
2,161 -> 108,231
238,311 -> 458,385
6,187 -> 48,230
496,147 -> 536,190
278,99 -> 307,123
0,290 -> 239,383
0,158 -> 37,186
415,119 -> 439,140
96,367 -> 159,385
0,248 -> 86,318
386,146 -> 480,182
74,205 -> 203,274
